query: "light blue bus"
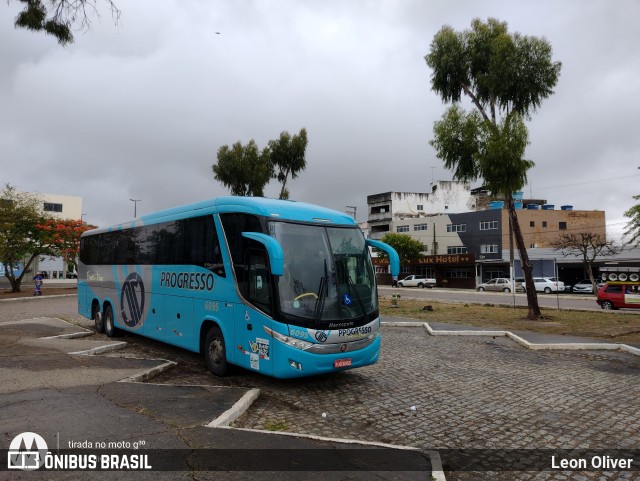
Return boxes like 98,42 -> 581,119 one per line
78,197 -> 399,378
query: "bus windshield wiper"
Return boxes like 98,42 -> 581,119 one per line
313,259 -> 329,325
348,275 -> 367,320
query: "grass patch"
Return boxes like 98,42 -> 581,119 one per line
264,420 -> 289,432
379,297 -> 640,345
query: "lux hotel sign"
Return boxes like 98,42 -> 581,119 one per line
373,254 -> 475,265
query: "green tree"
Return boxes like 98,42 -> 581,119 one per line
376,233 -> 424,265
425,17 -> 562,319
0,184 -> 57,292
267,128 -> 308,200
624,167 -> 640,246
212,140 -> 272,197
11,0 -> 120,46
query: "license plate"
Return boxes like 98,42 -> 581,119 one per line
334,358 -> 352,368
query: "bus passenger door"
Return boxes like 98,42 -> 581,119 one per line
234,248 -> 274,375
143,296 -> 166,341
166,296 -> 194,350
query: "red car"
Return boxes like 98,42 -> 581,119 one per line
596,283 -> 640,310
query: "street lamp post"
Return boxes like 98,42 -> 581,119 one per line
130,199 -> 141,218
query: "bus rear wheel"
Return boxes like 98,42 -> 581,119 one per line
93,304 -> 104,333
204,326 -> 228,377
104,305 -> 119,338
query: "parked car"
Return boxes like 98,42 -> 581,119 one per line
597,283 -> 640,310
518,277 -> 565,293
398,275 -> 436,288
571,279 -> 601,294
477,278 -> 524,293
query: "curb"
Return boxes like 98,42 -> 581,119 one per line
118,360 -> 178,383
381,321 -> 640,357
219,425 -> 446,481
205,385 -> 445,479
206,388 -> 261,428
68,341 -> 128,356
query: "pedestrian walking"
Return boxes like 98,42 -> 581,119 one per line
392,274 -> 398,288
33,272 -> 44,296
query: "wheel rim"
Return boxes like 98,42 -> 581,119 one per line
94,310 -> 103,332
105,308 -> 113,335
602,301 -> 613,310
209,337 -> 223,365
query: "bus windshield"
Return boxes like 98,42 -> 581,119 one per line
270,221 -> 377,323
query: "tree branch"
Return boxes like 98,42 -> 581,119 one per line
460,81 -> 492,125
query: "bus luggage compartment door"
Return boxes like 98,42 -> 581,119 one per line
165,296 -> 194,349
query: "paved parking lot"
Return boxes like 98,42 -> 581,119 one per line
2,295 -> 639,480
149,326 -> 640,481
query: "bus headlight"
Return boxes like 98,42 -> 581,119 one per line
263,326 -> 313,351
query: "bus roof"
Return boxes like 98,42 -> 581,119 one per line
84,197 -> 357,235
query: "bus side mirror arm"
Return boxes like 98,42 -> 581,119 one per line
366,239 -> 400,277
241,232 -> 284,276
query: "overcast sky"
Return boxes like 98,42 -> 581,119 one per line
2,0 -> 639,241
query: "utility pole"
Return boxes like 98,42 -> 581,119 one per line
130,198 -> 141,218
432,223 -> 438,255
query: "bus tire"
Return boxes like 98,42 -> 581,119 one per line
93,304 -> 104,333
204,325 -> 228,377
104,305 -> 119,338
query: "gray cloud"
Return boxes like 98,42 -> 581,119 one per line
1,0 -> 639,242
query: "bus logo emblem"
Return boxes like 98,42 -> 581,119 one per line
315,331 -> 328,343
121,272 -> 145,327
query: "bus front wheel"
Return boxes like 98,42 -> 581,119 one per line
204,326 -> 228,377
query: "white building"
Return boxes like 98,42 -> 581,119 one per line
367,181 -> 474,239
39,192 -> 83,221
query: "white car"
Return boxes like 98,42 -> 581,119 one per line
530,277 -> 564,294
571,279 -> 595,294
398,275 -> 436,288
